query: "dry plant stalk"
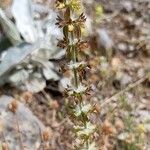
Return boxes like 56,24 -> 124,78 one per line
56,0 -> 98,149
2,143 -> 9,150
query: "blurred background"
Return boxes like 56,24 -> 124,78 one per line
0,0 -> 150,149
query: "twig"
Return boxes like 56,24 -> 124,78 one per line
100,73 -> 149,108
38,127 -> 44,150
15,115 -> 24,150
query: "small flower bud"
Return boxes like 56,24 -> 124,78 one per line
68,24 -> 74,32
102,120 -> 116,135
8,99 -> 18,113
49,100 -> 59,109
42,128 -> 52,142
115,119 -> 124,131
21,91 -> 33,104
57,2 -> 65,9
94,103 -> 101,113
137,124 -> 145,133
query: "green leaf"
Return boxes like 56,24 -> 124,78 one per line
66,45 -> 71,61
63,26 -> 69,38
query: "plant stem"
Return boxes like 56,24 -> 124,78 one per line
16,115 -> 24,150
71,31 -> 78,88
70,23 -> 90,149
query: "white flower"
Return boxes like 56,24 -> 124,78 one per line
69,84 -> 87,95
74,103 -> 92,117
74,122 -> 96,137
74,84 -> 87,93
68,61 -> 86,69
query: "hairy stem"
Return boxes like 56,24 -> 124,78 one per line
71,32 -> 78,88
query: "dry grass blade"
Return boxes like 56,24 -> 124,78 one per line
100,73 -> 149,108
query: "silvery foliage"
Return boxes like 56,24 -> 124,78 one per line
0,0 -> 64,92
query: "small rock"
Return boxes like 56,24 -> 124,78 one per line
117,43 -> 127,53
138,68 -> 145,78
115,118 -> 124,131
111,57 -> 122,71
121,1 -> 133,12
117,72 -> 132,86
97,29 -> 113,50
97,29 -> 114,59
137,110 -> 150,123
128,45 -> 135,51
0,95 -> 45,150
121,73 -> 132,86
118,132 -> 129,140
59,77 -> 72,91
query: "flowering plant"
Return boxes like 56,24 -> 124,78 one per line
56,0 -> 98,149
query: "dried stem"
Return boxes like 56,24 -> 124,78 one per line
15,115 -> 24,150
101,73 -> 149,108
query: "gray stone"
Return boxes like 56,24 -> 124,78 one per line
121,1 -> 133,12
0,95 -> 45,150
